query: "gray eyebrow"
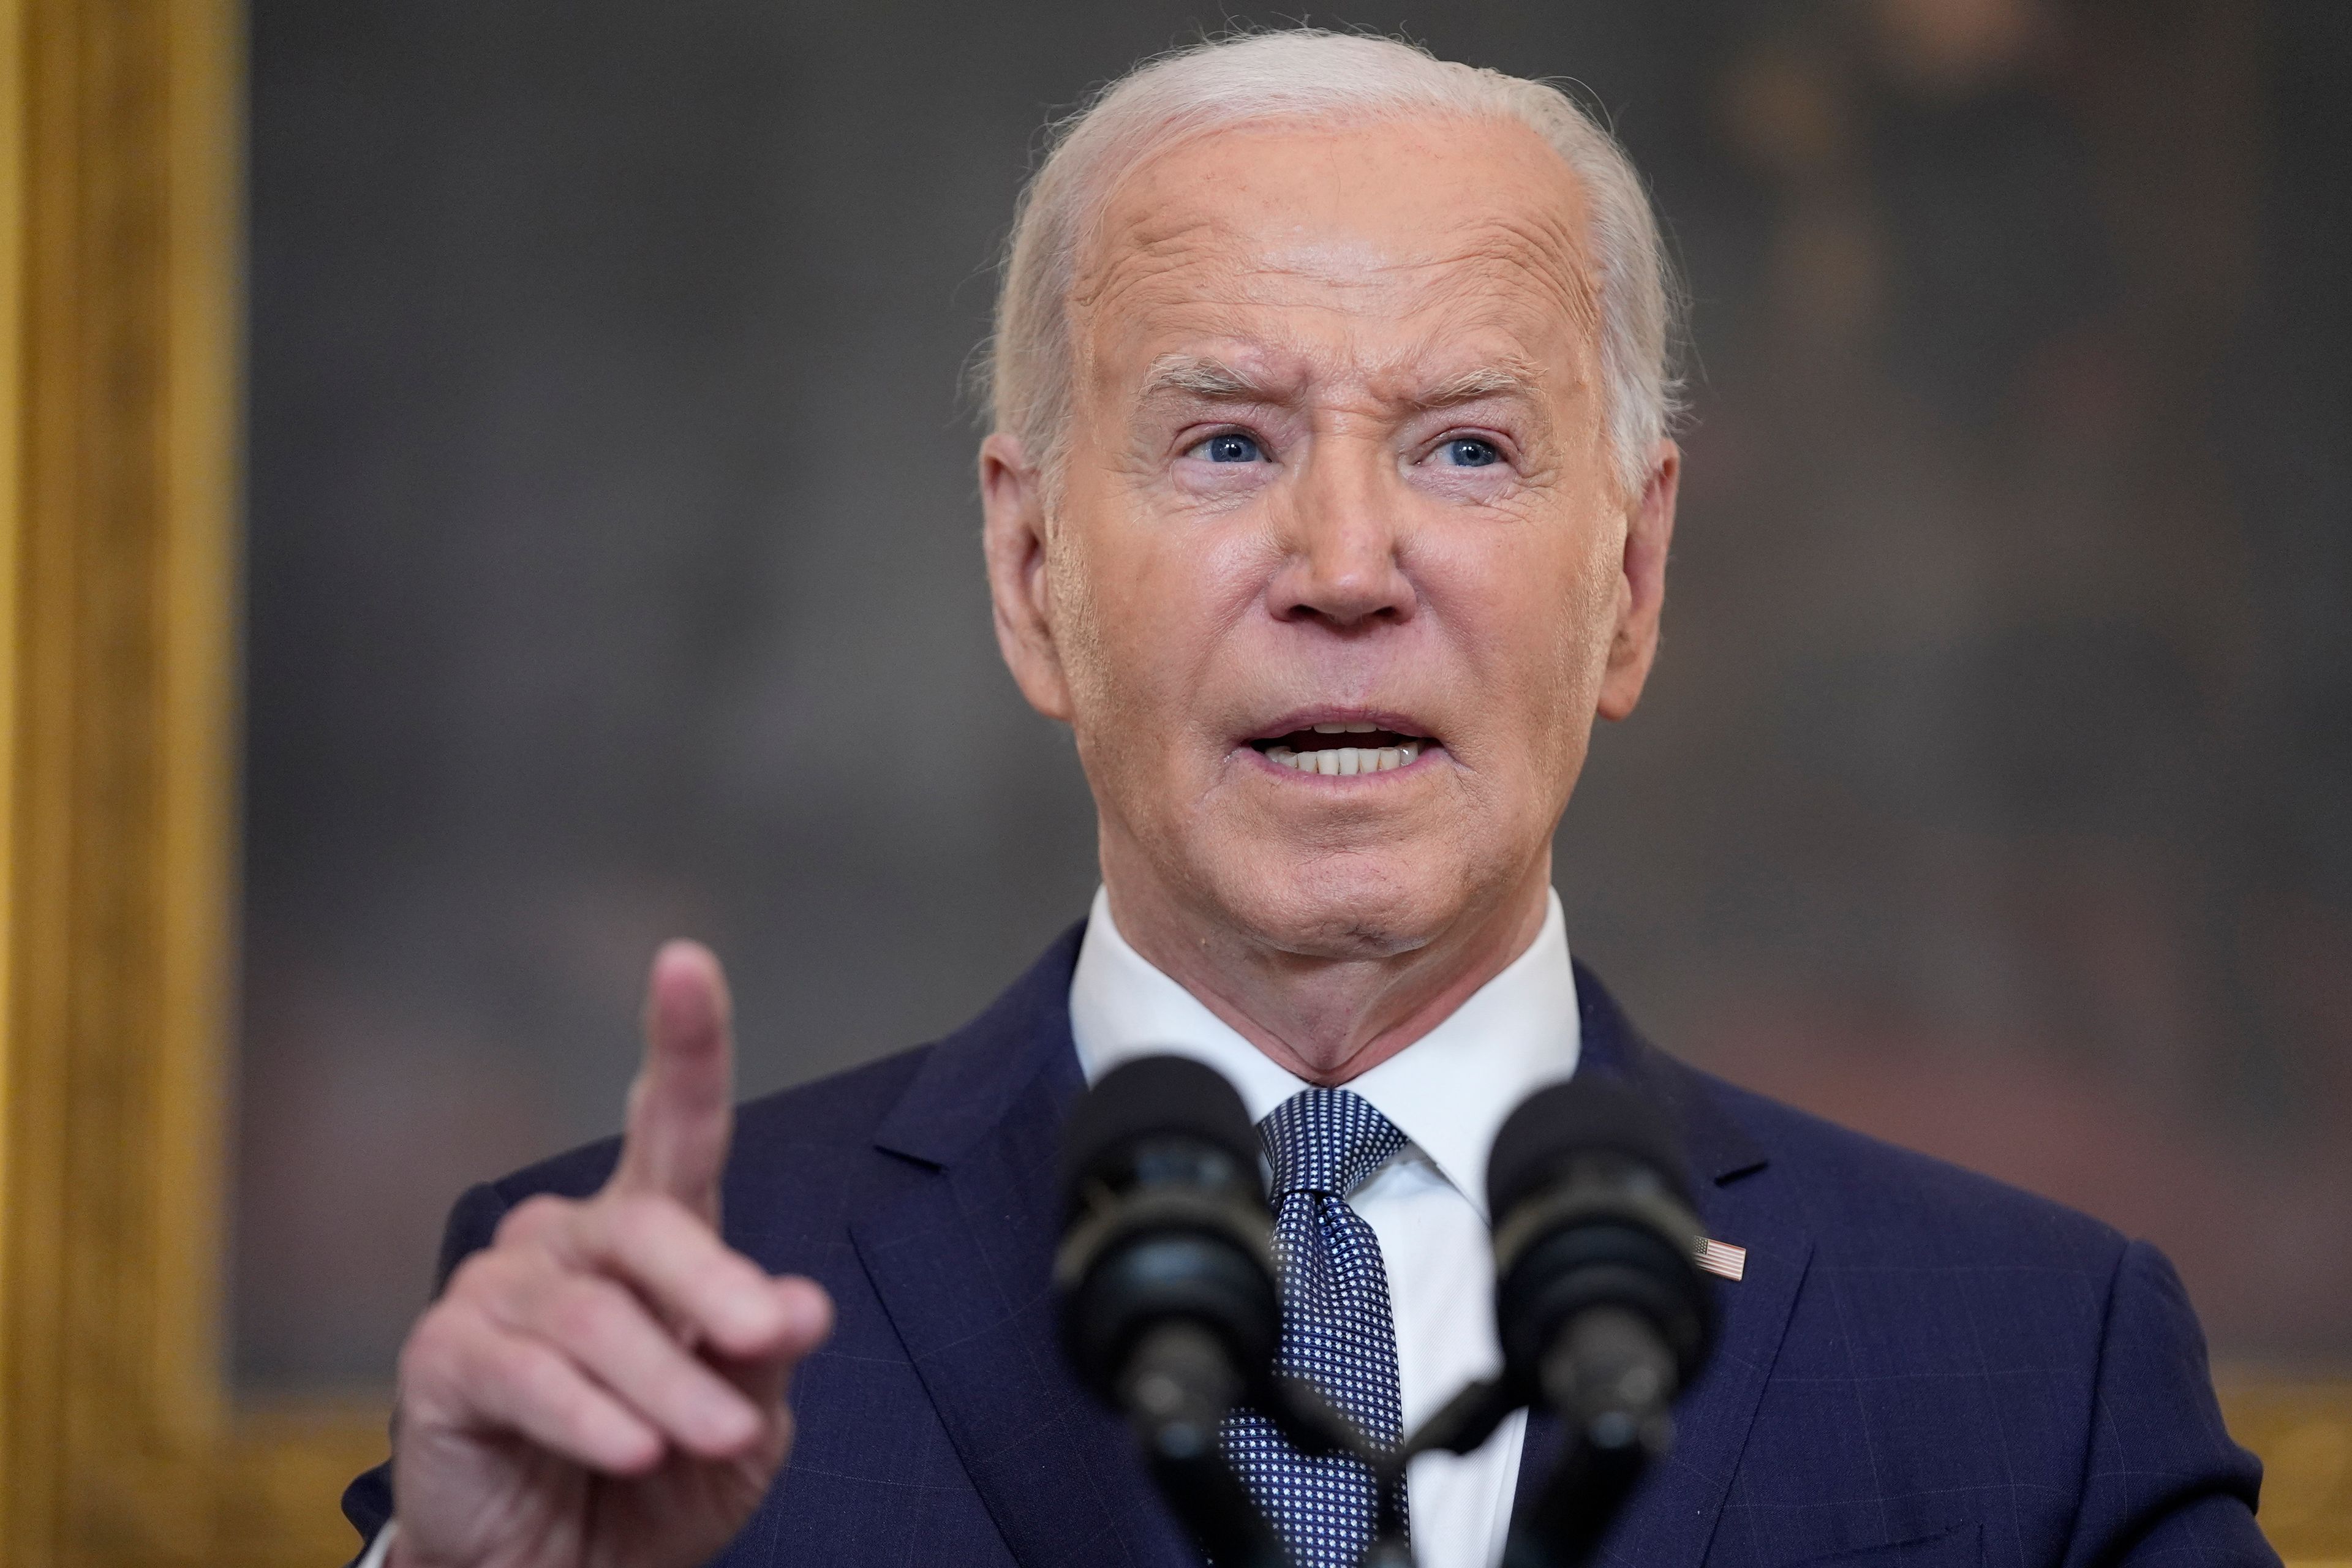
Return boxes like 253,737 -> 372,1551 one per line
1409,363 -> 1544,409
1137,353 -> 1544,409
1139,355 -> 1275,401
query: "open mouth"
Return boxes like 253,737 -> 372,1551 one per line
1250,720 -> 1433,777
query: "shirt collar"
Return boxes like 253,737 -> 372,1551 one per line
1067,886 -> 1580,1221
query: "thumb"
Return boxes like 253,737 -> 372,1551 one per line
609,938 -> 736,1224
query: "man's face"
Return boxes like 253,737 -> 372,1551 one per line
984,113 -> 1675,965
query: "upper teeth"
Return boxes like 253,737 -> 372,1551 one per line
1311,721 -> 1381,734
1263,742 -> 1422,775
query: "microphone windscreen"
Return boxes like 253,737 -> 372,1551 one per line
1486,1074 -> 1692,1221
1060,1054 -> 1260,1207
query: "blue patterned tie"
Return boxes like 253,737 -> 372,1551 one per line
1222,1088 -> 1410,1567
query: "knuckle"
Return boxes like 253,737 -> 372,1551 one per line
401,1300 -> 508,1417
443,1248 -> 510,1301
496,1338 -> 573,1417
597,1192 -> 651,1248
507,1344 -> 639,1461
604,1193 -> 713,1275
681,1251 -> 736,1304
602,1189 -> 681,1247
495,1193 -> 572,1246
543,1276 -> 627,1347
396,1302 -> 461,1385
508,1336 -> 567,1398
446,1247 -> 545,1329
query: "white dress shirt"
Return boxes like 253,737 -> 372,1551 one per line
358,886 -> 1579,1568
1070,885 -> 1581,1568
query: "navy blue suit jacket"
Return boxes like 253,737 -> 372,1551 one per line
345,926 -> 2276,1566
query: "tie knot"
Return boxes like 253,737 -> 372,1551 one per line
1260,1088 -> 1406,1199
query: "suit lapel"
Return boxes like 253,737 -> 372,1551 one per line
850,926 -> 1196,1568
1512,965 -> 1812,1566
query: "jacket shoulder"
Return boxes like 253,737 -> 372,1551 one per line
1698,1066 -> 2129,1274
1672,1067 -> 2269,1562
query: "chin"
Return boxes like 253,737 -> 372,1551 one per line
1204,842 -> 1466,960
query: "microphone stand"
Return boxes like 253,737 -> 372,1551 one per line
1357,1461 -> 1414,1568
1381,1321 -> 1676,1568
1129,1336 -> 1406,1568
1123,1322 -> 1289,1568
1245,1371 -> 1419,1568
1498,1428 -> 1648,1568
1354,1374 -> 1520,1568
1139,1351 -> 1585,1568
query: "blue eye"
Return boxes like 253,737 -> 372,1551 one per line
1196,432 -> 1264,464
1439,437 -> 1502,468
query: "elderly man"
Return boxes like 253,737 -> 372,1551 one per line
344,30 -> 2274,1568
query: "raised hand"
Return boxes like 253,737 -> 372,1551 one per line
388,942 -> 834,1568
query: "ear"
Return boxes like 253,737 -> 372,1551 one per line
1595,439 -> 1679,723
980,431 -> 1075,722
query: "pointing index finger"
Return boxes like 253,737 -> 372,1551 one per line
611,939 -> 736,1224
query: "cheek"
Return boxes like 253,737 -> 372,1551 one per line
1047,512 -> 1248,768
1436,506 -> 1621,747
1537,541 -> 1623,734
1067,508 -> 1265,695
1042,539 -> 1107,704
1559,532 -> 1625,676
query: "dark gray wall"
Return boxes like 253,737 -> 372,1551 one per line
239,1 -> 2352,1387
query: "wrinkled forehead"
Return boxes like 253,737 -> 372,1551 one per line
1068,113 -> 1600,395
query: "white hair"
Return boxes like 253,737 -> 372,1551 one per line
981,28 -> 1683,499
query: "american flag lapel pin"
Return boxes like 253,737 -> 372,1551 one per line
1694,1237 -> 1747,1281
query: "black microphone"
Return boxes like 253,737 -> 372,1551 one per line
1055,1055 -> 1288,1568
1482,1075 -> 1716,1568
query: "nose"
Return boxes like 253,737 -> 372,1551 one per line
1264,438 -> 1417,630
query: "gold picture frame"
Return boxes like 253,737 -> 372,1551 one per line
0,4 -> 2342,1564
0,2 -> 382,1562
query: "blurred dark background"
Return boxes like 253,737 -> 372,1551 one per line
236,0 -> 2352,1390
